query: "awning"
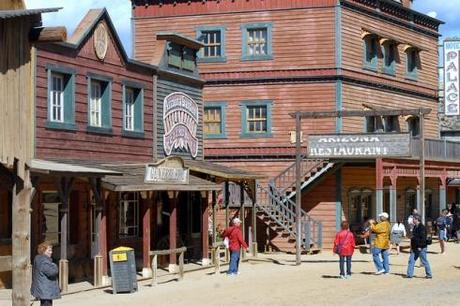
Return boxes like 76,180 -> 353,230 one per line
184,159 -> 266,181
448,178 -> 460,186
30,159 -> 120,177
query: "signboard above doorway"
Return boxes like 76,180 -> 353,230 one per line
144,157 -> 189,184
308,133 -> 411,158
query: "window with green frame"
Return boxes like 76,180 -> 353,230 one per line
241,23 -> 273,61
122,81 -> 144,138
363,35 -> 378,71
240,100 -> 272,137
196,26 -> 226,62
406,48 -> 419,80
204,102 -> 227,138
382,42 -> 396,75
45,64 -> 76,131
167,42 -> 196,71
87,73 -> 112,134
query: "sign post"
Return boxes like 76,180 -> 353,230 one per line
295,113 -> 302,266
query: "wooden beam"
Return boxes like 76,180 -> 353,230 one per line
30,26 -> 67,43
289,108 -> 432,119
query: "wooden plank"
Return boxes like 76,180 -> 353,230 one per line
290,108 -> 432,119
30,26 -> 67,43
149,246 -> 187,256
0,256 -> 12,272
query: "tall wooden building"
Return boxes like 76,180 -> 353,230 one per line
131,0 -> 460,252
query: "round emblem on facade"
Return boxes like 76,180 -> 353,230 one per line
94,23 -> 108,60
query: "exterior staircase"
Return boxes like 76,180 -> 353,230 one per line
256,156 -> 339,252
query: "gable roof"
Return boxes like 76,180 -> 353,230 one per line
61,8 -> 157,72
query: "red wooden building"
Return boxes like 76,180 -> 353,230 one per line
131,0 -> 460,252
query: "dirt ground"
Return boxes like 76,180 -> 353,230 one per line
44,241 -> 460,306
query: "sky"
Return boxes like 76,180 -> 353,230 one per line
25,0 -> 460,57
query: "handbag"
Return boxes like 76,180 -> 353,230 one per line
334,232 -> 350,254
223,237 -> 230,248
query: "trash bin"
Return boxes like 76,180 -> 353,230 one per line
109,246 -> 138,294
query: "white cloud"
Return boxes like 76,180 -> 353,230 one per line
427,11 -> 437,19
24,0 -> 132,55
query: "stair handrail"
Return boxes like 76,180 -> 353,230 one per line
272,157 -> 326,193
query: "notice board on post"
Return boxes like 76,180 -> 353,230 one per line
109,246 -> 138,294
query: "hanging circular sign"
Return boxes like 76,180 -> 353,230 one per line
94,23 -> 108,60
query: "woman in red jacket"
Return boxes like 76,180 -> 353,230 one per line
222,217 -> 248,276
333,221 -> 356,279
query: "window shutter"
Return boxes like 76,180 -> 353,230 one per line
101,82 -> 111,128
168,43 -> 182,68
134,89 -> 143,132
63,74 -> 75,123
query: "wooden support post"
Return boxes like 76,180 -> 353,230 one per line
416,183 -> 422,215
12,164 -> 32,306
295,112 -> 302,266
439,175 -> 447,214
169,191 -> 177,269
212,191 -> 217,245
99,190 -> 109,280
390,176 -> 397,224
179,251 -> 184,281
376,158 -> 384,217
252,181 -> 257,257
240,183 -> 246,259
224,182 -> 230,262
57,177 -> 73,293
419,111 -> 426,223
142,192 -> 153,277
151,254 -> 158,287
201,192 -> 210,266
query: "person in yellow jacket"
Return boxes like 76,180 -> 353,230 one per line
369,212 -> 391,275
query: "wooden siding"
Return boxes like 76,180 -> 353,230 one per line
203,82 -> 336,151
156,77 -> 204,160
341,7 -> 439,93
0,17 -> 35,169
134,7 -> 335,73
35,20 -> 155,163
342,83 -> 439,138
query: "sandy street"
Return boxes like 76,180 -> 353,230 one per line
48,241 -> 460,306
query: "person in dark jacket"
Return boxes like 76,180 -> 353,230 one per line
31,242 -> 60,306
406,215 -> 432,279
221,217 -> 248,276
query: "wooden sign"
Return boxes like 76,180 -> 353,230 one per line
308,133 -> 411,158
163,92 -> 199,158
444,39 -> 460,115
145,156 -> 189,184
94,22 -> 108,60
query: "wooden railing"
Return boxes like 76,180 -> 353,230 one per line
211,242 -> 228,275
150,247 -> 187,286
411,138 -> 460,162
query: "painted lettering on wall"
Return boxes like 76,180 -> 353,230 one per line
163,92 -> 199,158
444,40 -> 460,116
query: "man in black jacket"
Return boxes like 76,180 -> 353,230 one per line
406,215 -> 432,279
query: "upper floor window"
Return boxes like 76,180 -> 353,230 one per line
119,192 -> 139,238
204,102 -> 227,138
406,48 -> 419,80
382,42 -> 397,75
168,43 -> 196,71
87,73 -> 112,134
241,23 -> 273,61
366,115 -> 400,133
240,100 -> 272,137
407,116 -> 420,136
122,81 -> 144,138
363,35 -> 378,70
46,64 -> 76,131
197,27 -> 226,63
384,116 -> 400,132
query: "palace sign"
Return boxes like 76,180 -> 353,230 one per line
308,133 -> 411,158
444,40 -> 460,116
163,92 -> 199,158
145,157 -> 189,184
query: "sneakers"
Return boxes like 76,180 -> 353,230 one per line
426,276 -> 433,279
375,269 -> 385,275
340,275 -> 346,279
346,274 -> 352,279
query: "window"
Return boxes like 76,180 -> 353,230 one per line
405,188 -> 417,220
46,65 -> 76,130
87,73 -> 112,134
167,43 -> 196,71
197,27 -> 226,62
406,48 -> 418,80
41,191 -> 65,245
122,82 -> 144,138
363,35 -> 378,70
365,116 -> 384,133
204,102 -> 227,138
382,42 -> 396,75
241,23 -> 273,61
240,100 -> 272,137
407,116 -> 420,136
384,116 -> 400,132
348,189 -> 373,225
119,192 -> 139,238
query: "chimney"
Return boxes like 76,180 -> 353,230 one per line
401,0 -> 412,8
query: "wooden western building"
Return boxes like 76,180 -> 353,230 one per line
0,7 -> 262,295
131,0 -> 460,252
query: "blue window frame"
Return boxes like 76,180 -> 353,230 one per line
382,42 -> 396,76
406,48 -> 418,80
204,102 -> 227,139
86,73 -> 112,135
363,35 -> 378,71
45,64 -> 76,131
240,100 -> 272,138
241,23 -> 273,61
196,26 -> 226,63
122,81 -> 144,138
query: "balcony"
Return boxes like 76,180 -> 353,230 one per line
411,138 -> 460,162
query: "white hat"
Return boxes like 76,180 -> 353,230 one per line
232,217 -> 242,224
379,212 -> 389,219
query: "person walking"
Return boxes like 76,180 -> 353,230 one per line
333,221 -> 356,279
436,209 -> 448,254
390,220 -> 406,255
407,208 -> 419,236
222,217 -> 248,276
406,215 -> 432,279
369,212 -> 391,275
31,242 -> 60,306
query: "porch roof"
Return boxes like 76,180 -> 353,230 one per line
30,159 -> 120,177
184,159 -> 265,181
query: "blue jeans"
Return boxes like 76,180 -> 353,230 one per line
372,248 -> 389,273
339,256 -> 352,276
228,250 -> 240,274
407,248 -> 432,278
